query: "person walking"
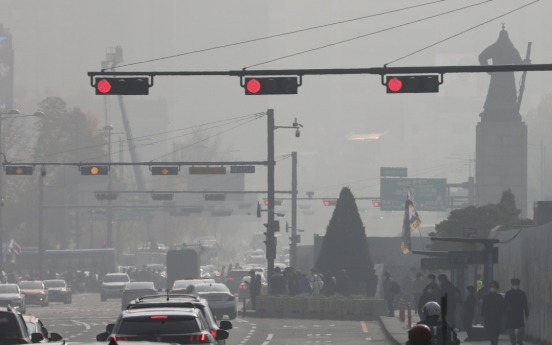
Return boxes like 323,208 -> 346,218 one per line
412,272 -> 425,314
248,274 -> 262,310
312,274 -> 324,296
481,281 -> 504,345
461,286 -> 477,341
299,274 -> 312,296
383,271 -> 398,317
336,270 -> 351,297
504,278 -> 529,345
322,271 -> 336,296
438,274 -> 458,325
269,267 -> 287,295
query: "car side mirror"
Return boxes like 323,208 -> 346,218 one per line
215,329 -> 229,340
96,332 -> 109,342
49,332 -> 63,342
106,323 -> 115,333
31,333 -> 44,343
219,320 -> 233,330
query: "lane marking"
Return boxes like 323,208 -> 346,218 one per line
267,334 -> 273,340
360,321 -> 368,333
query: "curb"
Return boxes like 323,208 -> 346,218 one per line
378,316 -> 403,345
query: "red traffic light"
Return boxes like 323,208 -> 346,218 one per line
323,199 -> 337,206
323,200 -> 330,206
372,200 -> 380,207
97,79 -> 112,94
265,200 -> 269,205
246,79 -> 261,94
387,78 -> 402,92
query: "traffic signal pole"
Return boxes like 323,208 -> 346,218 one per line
266,109 -> 276,279
290,151 -> 298,269
38,172 -> 44,279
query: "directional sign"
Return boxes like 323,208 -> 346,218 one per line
189,167 -> 226,175
448,249 -> 498,265
380,167 -> 407,178
230,165 -> 255,174
380,178 -> 447,211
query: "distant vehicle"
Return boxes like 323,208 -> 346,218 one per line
225,270 -> 252,293
190,284 -> 237,320
19,281 -> 48,307
96,306 -> 228,344
121,282 -> 158,310
0,284 -> 26,313
238,274 -> 268,301
166,248 -> 200,290
17,249 -> 117,274
43,280 -> 72,304
100,273 -> 130,302
170,279 -> 211,294
23,314 -> 63,343
0,305 -> 45,344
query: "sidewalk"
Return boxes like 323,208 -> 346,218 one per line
379,311 -> 535,345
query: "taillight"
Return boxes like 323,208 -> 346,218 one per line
226,278 -> 234,281
111,336 -> 129,341
211,329 -> 217,337
151,315 -> 168,319
239,285 -> 247,289
189,333 -> 209,343
227,295 -> 235,301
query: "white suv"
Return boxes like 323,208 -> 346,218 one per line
100,273 -> 130,301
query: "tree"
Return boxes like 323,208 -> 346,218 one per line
315,187 -> 373,283
429,189 -> 532,251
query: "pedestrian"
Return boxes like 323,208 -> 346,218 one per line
336,269 -> 351,297
423,273 -> 440,296
322,271 -> 336,296
438,274 -> 457,325
383,271 -> 398,317
269,267 -> 287,295
461,286 -> 477,341
299,273 -> 312,296
248,274 -> 262,310
312,274 -> 324,296
308,268 -> 316,284
504,278 -> 529,345
366,268 -> 378,297
418,284 -> 439,320
412,272 -> 425,314
481,281 -> 504,345
228,264 -> 233,275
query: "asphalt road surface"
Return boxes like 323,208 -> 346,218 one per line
26,293 -> 393,345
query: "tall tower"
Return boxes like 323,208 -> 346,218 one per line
475,27 -> 527,216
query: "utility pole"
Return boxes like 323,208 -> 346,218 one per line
38,169 -> 44,279
290,152 -> 298,269
266,109 -> 276,279
105,125 -> 114,248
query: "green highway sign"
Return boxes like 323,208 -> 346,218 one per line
380,178 -> 447,211
380,167 -> 407,177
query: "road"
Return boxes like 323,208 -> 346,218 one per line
27,293 -> 393,345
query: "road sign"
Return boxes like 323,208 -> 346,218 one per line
421,258 -> 463,270
189,167 -> 226,175
230,165 -> 255,173
380,167 -> 407,178
380,178 -> 447,211
448,249 -> 498,265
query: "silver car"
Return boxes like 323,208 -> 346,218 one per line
0,284 -> 25,313
100,273 -> 130,301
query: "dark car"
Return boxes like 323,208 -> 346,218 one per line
96,307 -> 228,344
0,306 -> 47,344
0,284 -> 26,313
224,270 -> 251,293
121,282 -> 158,310
43,280 -> 71,304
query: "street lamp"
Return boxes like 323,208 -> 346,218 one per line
0,109 -> 44,274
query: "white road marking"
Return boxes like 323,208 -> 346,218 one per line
266,334 -> 273,340
72,320 -> 91,330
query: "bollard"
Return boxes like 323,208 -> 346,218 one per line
407,302 -> 412,328
243,299 -> 247,318
399,299 -> 406,322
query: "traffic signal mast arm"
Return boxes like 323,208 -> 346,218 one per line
2,161 -> 269,167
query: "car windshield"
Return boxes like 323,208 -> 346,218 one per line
195,284 -> 229,293
126,282 -> 154,290
173,280 -> 202,289
104,275 -> 129,283
117,316 -> 200,335
44,280 -> 65,288
19,282 -> 42,289
25,322 -> 36,335
0,285 -> 18,293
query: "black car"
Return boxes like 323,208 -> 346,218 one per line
121,282 -> 158,310
43,280 -> 72,304
0,305 -> 49,344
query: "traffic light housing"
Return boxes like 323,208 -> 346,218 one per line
5,166 -> 34,175
244,77 -> 298,95
204,193 -> 226,201
95,77 -> 150,95
372,200 -> 380,207
386,75 -> 440,94
264,199 -> 283,206
323,199 -> 337,206
151,166 -> 179,175
80,165 -> 109,175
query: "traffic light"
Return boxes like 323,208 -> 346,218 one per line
372,200 -> 380,207
386,75 -> 440,94
323,199 -> 337,206
80,165 -> 109,175
151,166 -> 179,175
204,193 -> 226,201
264,199 -> 283,206
244,77 -> 298,95
151,193 -> 174,201
95,77 -> 150,95
5,166 -> 34,175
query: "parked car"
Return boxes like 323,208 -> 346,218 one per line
188,283 -> 237,320
23,314 -> 63,343
0,306 -> 45,344
0,284 -> 26,313
100,273 -> 130,302
43,280 -> 71,304
121,282 -> 158,310
19,281 -> 48,307
96,306 -> 228,344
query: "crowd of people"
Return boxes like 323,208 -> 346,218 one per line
267,267 -> 352,297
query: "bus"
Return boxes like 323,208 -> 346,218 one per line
16,249 -> 117,274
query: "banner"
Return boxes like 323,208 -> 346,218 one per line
401,189 -> 421,254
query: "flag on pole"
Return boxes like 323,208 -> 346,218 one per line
8,240 -> 21,255
401,189 -> 421,254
